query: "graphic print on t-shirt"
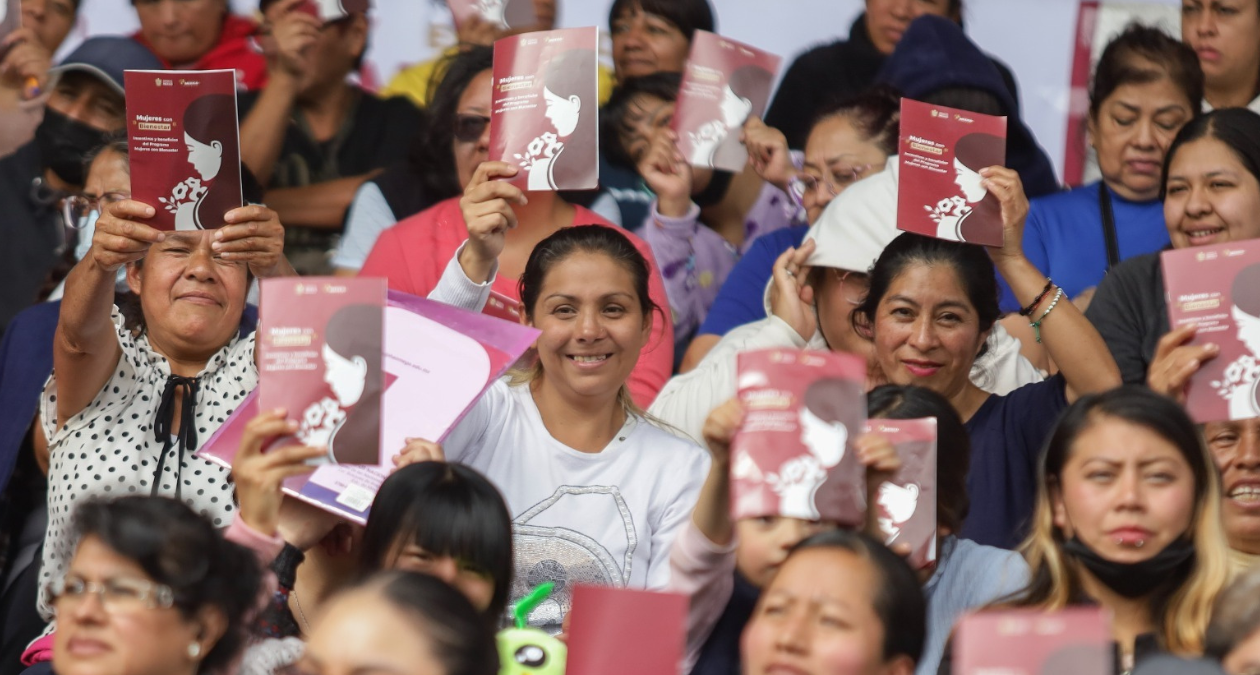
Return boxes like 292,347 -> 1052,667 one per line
509,486 -> 636,634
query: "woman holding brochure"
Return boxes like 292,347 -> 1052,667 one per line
395,160 -> 710,634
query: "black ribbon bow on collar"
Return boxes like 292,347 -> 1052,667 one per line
152,374 -> 200,499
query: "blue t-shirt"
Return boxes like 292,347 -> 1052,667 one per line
999,182 -> 1168,313
697,225 -> 809,337
961,375 -> 1068,549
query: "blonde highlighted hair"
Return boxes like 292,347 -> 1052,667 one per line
1009,387 -> 1230,654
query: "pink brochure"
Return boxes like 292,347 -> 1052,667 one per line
866,418 -> 937,570
565,585 -> 687,675
198,289 -> 539,524
732,349 -> 867,526
954,607 -> 1111,675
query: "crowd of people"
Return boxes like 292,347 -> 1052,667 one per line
2,0 -> 1260,674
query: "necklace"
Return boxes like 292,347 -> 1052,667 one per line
292,588 -> 312,631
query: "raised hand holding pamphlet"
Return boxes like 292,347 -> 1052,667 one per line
565,586 -> 687,675
490,26 -> 598,191
866,418 -> 937,570
732,349 -> 867,525
125,69 -> 242,231
954,607 -> 1111,675
199,288 -> 540,523
673,30 -> 780,173
1162,240 -> 1260,422
898,98 -> 1007,246
448,0 -> 536,31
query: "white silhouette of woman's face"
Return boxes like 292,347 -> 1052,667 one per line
184,131 -> 223,182
323,343 -> 367,406
543,86 -> 582,137
719,84 -> 753,128
953,157 -> 987,202
799,406 -> 847,467
877,482 -> 920,524
1234,305 -> 1260,357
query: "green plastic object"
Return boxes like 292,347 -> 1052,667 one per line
497,583 -> 567,675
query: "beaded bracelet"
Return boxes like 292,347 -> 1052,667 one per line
1029,287 -> 1065,344
1019,278 -> 1055,317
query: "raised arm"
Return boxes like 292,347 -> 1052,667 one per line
53,200 -> 164,428
983,167 -> 1121,402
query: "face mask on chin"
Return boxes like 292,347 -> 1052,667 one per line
35,107 -> 113,186
1063,536 -> 1196,599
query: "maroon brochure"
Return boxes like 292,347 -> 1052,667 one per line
125,69 -> 242,231
489,27 -> 598,191
1163,240 -> 1260,422
447,0 -> 536,31
866,418 -> 937,570
897,98 -> 1008,246
673,30 -> 781,173
565,585 -> 687,675
954,607 -> 1111,675
258,277 -> 387,466
732,349 -> 867,525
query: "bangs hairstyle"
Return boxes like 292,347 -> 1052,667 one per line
1012,386 -> 1230,654
360,462 -> 514,621
608,0 -> 716,42
789,530 -> 925,664
1161,108 -> 1260,200
512,226 -> 662,417
73,497 -> 263,675
601,71 -> 681,169
1089,23 -> 1203,120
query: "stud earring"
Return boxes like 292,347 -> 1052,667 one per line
188,643 -> 201,659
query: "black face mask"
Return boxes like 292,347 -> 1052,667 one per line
35,107 -> 112,186
1063,536 -> 1196,599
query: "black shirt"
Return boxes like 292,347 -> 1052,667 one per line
0,142 -> 66,337
1084,251 -> 1169,386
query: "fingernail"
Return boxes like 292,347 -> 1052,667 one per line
155,232 -> 165,241
211,241 -> 221,250
214,231 -> 224,240
1207,343 -> 1219,352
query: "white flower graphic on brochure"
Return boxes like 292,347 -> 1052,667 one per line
476,0 -> 508,28
687,119 -> 727,167
877,482 -> 920,542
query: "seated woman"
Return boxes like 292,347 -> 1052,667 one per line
30,160 -> 291,657
741,530 -> 926,675
1207,568 -> 1260,675
48,496 -> 263,675
975,387 -> 1230,672
1002,25 -> 1201,313
673,385 -> 1028,675
333,47 -> 491,276
129,0 -> 267,90
297,571 -> 498,675
1086,108 -> 1260,384
1181,0 -> 1260,113
359,153 -> 673,406
225,410 -> 513,637
681,86 -> 902,370
406,208 -> 709,634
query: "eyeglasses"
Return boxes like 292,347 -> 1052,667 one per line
454,114 -> 491,143
787,164 -> 876,204
48,575 -> 175,614
831,269 -> 871,306
62,191 -> 130,230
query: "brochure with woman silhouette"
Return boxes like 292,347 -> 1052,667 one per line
1163,240 -> 1260,423
124,69 -> 242,231
200,288 -> 540,524
731,349 -> 866,525
259,277 -> 388,467
447,0 -> 535,31
954,607 -> 1110,675
866,418 -> 937,570
897,98 -> 1007,247
673,31 -> 780,173
489,26 -> 598,191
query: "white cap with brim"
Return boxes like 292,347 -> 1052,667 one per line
46,36 -> 165,97
762,155 -> 902,314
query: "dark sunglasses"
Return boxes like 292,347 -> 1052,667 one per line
454,114 -> 491,143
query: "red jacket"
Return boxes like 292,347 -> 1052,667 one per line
360,197 -> 675,407
132,14 -> 268,91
